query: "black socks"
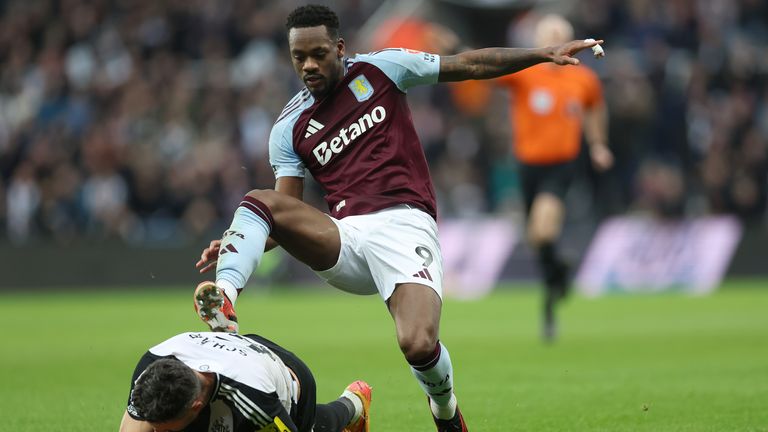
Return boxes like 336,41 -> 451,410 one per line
314,399 -> 355,432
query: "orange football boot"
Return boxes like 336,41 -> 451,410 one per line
343,380 -> 372,432
193,281 -> 238,333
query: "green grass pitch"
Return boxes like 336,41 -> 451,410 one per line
2,280 -> 767,431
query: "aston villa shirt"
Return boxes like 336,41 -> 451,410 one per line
269,49 -> 440,219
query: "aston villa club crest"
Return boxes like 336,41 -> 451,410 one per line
348,74 -> 374,102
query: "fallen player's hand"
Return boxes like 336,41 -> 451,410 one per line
196,239 -> 221,273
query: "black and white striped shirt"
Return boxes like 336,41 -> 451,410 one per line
126,332 -> 298,431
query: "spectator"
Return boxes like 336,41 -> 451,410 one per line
0,0 -> 766,246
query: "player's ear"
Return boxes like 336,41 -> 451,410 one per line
191,399 -> 205,413
337,38 -> 345,58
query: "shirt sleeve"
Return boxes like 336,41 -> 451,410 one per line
126,352 -> 163,420
218,381 -> 299,431
269,118 -> 305,179
355,48 -> 441,91
255,402 -> 298,432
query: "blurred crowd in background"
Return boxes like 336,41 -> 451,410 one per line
0,0 -> 766,246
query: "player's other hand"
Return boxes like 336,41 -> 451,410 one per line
196,239 -> 221,273
551,39 -> 604,65
590,144 -> 614,172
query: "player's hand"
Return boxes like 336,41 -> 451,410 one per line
590,144 -> 614,172
551,39 -> 604,65
196,239 -> 221,273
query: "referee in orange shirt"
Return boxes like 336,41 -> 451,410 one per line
498,14 -> 614,341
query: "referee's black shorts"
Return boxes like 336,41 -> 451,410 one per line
518,159 -> 577,216
244,334 -> 317,432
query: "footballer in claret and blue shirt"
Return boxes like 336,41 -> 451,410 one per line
194,6 -> 604,432
269,48 -> 440,219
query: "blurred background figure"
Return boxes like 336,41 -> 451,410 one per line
0,0 -> 765,297
496,13 -> 612,341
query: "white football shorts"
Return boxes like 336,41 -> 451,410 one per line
316,205 -> 444,301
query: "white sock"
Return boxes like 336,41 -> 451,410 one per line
216,279 -> 240,306
215,199 -> 272,304
410,342 -> 456,419
431,394 -> 457,420
340,390 -> 363,423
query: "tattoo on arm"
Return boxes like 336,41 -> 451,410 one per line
438,47 -> 552,82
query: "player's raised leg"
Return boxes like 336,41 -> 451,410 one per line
388,283 -> 468,432
195,188 -> 342,331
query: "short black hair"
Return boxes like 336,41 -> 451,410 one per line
285,4 -> 340,39
131,358 -> 201,423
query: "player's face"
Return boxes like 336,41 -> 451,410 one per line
148,402 -> 202,432
288,26 -> 345,99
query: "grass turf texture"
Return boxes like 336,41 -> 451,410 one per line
2,280 -> 767,431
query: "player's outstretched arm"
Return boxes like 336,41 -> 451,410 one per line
438,39 -> 604,82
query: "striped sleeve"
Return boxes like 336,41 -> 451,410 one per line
126,352 -> 163,420
218,380 -> 298,431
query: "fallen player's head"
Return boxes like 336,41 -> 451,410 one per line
131,358 -> 203,430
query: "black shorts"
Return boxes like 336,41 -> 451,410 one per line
518,160 -> 576,215
243,334 -> 317,432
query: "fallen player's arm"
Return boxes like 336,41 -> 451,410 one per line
438,39 -> 603,82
